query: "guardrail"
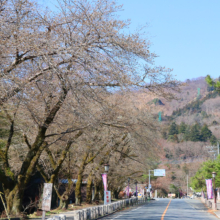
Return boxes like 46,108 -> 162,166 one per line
48,197 -> 148,220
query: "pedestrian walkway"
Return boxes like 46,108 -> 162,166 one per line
200,197 -> 220,218
45,197 -> 148,220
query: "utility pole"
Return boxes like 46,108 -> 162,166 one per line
148,170 -> 154,198
187,174 -> 188,197
149,170 -> 154,189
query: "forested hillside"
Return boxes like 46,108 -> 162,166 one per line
105,76 -> 220,197
145,76 -> 220,196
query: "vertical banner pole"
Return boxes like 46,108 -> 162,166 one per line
102,173 -> 108,205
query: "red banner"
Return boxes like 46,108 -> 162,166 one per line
102,173 -> 107,191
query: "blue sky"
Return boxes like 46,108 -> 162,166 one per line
40,0 -> 220,82
116,0 -> 220,81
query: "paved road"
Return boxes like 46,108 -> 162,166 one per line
101,198 -> 218,220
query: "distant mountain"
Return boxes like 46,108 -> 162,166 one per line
138,76 -> 220,196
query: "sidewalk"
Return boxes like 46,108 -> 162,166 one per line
200,197 -> 220,218
45,197 -> 149,220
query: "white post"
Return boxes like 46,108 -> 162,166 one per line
155,190 -> 157,198
42,211 -> 46,220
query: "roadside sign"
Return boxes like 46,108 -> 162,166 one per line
138,193 -> 143,198
104,191 -> 111,205
206,146 -> 218,148
154,169 -> 166,176
42,183 -> 53,211
168,193 -> 175,197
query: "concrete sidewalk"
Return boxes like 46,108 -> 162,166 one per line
200,197 -> 220,218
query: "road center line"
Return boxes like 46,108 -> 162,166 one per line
161,200 -> 171,220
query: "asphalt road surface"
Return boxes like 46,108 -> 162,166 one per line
101,198 -> 218,220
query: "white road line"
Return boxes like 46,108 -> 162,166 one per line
110,214 -> 122,219
132,207 -> 142,211
110,205 -> 143,219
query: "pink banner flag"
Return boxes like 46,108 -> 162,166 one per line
102,173 -> 107,191
206,179 -> 213,199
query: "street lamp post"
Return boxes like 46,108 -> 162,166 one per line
103,164 -> 110,205
104,164 -> 109,173
127,177 -> 130,198
212,171 -> 217,210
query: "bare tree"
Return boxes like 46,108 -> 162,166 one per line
0,0 -> 179,215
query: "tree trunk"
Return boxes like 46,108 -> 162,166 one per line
4,142 -> 46,215
75,172 -> 82,205
75,152 -> 89,206
113,189 -> 119,199
85,174 -> 92,203
53,186 -> 69,210
113,190 -> 116,199
94,181 -> 102,201
58,199 -> 68,210
4,185 -> 23,216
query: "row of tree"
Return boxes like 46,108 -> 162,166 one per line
0,0 -> 179,215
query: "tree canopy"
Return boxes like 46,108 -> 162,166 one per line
168,122 -> 178,136
200,124 -> 212,142
205,75 -> 220,90
191,156 -> 220,191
